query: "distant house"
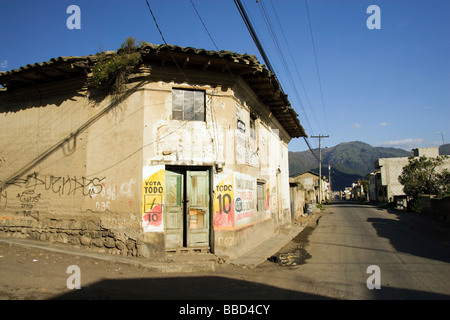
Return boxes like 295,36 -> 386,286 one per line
374,147 -> 450,203
365,170 -> 380,202
0,42 -> 306,260
289,178 -> 306,220
290,170 -> 328,204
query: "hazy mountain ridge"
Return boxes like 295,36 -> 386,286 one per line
289,141 -> 414,191
289,141 -> 450,191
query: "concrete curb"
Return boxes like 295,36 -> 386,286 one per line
230,223 -> 307,268
230,212 -> 321,268
0,213 -> 320,273
0,237 -> 216,273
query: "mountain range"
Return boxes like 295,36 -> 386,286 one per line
289,141 -> 450,191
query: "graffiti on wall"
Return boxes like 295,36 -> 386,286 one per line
0,171 -> 139,216
88,178 -> 137,211
0,172 -> 105,217
90,182 -> 117,212
142,166 -> 165,232
213,171 -> 270,231
3,172 -> 104,197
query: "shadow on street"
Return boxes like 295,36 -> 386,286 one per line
368,216 -> 450,263
50,275 -> 335,300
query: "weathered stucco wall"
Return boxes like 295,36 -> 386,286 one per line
0,79 -> 145,257
139,71 -> 292,259
1,65 -> 294,260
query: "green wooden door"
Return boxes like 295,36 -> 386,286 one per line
164,170 -> 184,249
186,170 -> 210,248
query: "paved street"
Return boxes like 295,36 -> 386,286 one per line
1,201 -> 449,301
284,201 -> 450,299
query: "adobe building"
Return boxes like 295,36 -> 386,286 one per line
290,171 -> 321,204
0,42 -> 306,260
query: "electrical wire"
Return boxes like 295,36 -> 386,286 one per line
234,0 -> 276,75
267,0 -> 320,136
255,0 -> 319,160
305,0 -> 329,137
189,0 -> 235,78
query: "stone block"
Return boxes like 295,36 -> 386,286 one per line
103,237 -> 116,248
137,232 -> 165,258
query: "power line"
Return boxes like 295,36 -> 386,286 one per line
189,0 -> 235,77
234,0 -> 319,161
305,0 -> 329,137
258,0 -> 323,155
145,0 -> 184,75
234,0 -> 275,75
260,0 -> 321,136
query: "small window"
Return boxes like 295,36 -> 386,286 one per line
257,181 -> 265,211
172,88 -> 205,121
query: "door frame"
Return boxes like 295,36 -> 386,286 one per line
165,165 -> 213,251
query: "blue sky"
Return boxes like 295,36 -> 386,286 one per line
1,0 -> 449,152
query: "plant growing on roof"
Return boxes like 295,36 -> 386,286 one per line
90,37 -> 142,93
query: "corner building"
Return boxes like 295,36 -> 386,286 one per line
0,43 -> 306,260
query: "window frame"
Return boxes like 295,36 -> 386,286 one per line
257,181 -> 265,212
172,88 -> 206,121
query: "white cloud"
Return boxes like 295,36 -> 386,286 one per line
380,138 -> 424,150
0,60 -> 8,70
379,122 -> 388,127
352,123 -> 362,129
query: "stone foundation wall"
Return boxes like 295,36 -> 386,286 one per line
0,217 -> 139,257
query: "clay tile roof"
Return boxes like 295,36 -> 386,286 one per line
0,43 -> 306,138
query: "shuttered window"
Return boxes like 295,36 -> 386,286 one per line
172,88 -> 205,121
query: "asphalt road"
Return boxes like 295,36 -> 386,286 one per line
1,201 -> 449,301
286,201 -> 450,299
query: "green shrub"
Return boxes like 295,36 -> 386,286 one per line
90,37 -> 142,91
378,201 -> 396,210
408,197 -> 422,213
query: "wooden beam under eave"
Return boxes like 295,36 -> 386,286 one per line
182,57 -> 189,69
34,69 -> 57,80
202,60 -> 211,71
11,74 -> 39,87
51,66 -> 75,79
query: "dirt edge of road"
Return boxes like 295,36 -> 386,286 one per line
267,210 -> 326,267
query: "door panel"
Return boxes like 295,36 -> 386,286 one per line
165,170 -> 184,249
186,170 -> 210,247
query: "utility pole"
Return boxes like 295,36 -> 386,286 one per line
311,135 -> 329,204
328,162 -> 331,192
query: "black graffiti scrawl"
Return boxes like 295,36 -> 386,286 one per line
0,172 -> 105,217
4,172 -> 105,197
